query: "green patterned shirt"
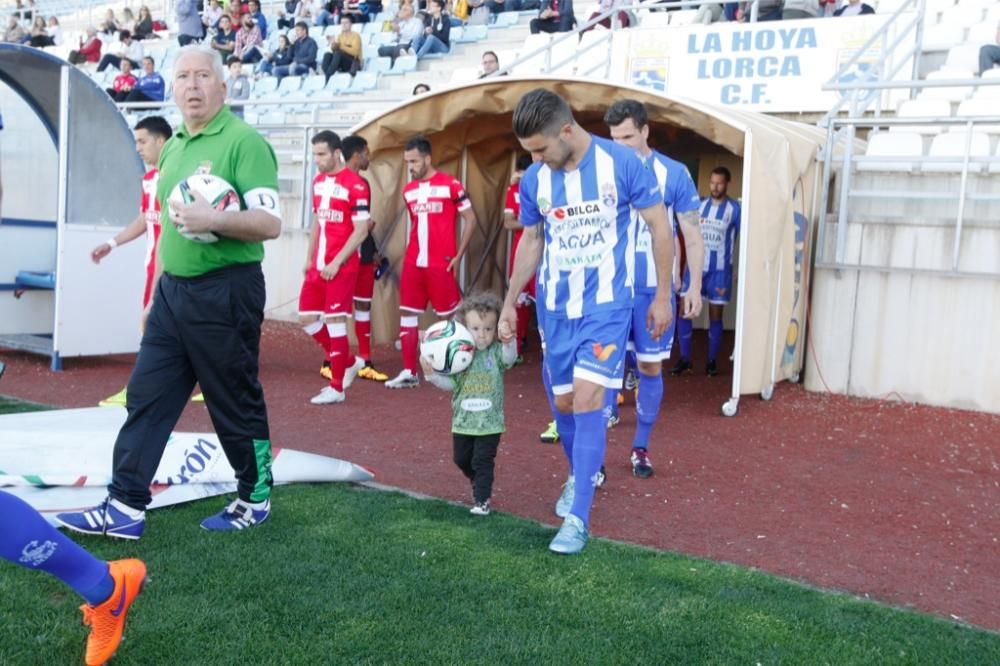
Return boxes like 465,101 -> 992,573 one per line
450,342 -> 514,436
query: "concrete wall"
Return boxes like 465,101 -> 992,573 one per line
806,218 -> 1000,413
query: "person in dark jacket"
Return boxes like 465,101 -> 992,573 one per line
410,0 -> 450,58
257,33 -> 292,75
529,0 -> 574,33
274,21 -> 317,81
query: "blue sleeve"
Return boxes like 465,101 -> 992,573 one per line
732,201 -> 742,234
518,167 -> 542,227
623,151 -> 661,210
669,166 -> 701,215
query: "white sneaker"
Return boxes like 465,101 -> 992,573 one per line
310,386 -> 345,404
343,356 -> 365,389
385,369 -> 419,389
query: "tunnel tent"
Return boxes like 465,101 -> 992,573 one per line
353,77 -> 826,415
0,43 -> 144,369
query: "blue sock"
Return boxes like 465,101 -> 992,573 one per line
542,361 -> 557,417
555,412 -> 576,470
568,409 -> 606,527
633,372 -> 664,449
0,491 -> 114,606
604,388 -> 619,421
708,320 -> 724,362
677,318 -> 693,360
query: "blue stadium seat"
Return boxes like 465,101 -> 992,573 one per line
326,72 -> 353,93
369,56 -> 392,73
455,24 -> 487,43
386,54 -> 417,74
344,71 -> 378,93
251,77 -> 280,97
301,75 -> 327,95
274,75 -> 303,96
492,12 -> 518,28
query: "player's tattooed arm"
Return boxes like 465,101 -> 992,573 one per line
499,222 -> 543,341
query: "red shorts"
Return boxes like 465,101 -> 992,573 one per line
354,262 -> 375,302
399,263 -> 461,316
298,263 -> 359,316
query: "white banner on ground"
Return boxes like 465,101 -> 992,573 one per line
616,15 -> 912,113
0,407 -> 374,521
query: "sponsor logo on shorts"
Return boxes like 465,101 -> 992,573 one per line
592,343 -> 617,363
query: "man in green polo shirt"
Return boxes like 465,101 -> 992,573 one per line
56,46 -> 282,539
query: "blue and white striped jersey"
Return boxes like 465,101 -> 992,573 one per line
699,196 -> 741,272
634,151 -> 700,294
519,135 -> 662,319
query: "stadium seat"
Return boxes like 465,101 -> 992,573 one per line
450,66 -> 479,83
988,3 -> 1000,21
944,44 -> 982,74
955,0 -> 993,13
251,77 -> 279,97
893,98 -> 952,134
344,71 -> 378,93
920,23 -> 963,51
639,11 -> 671,28
856,131 -> 924,171
369,56 -> 392,73
548,36 -> 579,76
259,110 -> 287,125
669,9 -> 697,24
492,12 -> 519,28
301,75 -> 327,95
326,72 -> 352,93
924,131 -> 991,172
513,34 -> 552,75
920,70 -> 974,102
990,141 -> 1000,173
309,26 -> 324,40
938,7 -> 982,29
362,22 -> 380,35
272,75 -> 303,97
967,22 -> 998,45
926,0 -> 957,17
455,24 -> 488,43
575,30 -> 610,78
386,54 -> 417,74
953,99 -> 1000,132
371,31 -> 396,46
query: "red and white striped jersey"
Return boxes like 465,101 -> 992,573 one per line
311,168 -> 371,270
402,171 -> 470,269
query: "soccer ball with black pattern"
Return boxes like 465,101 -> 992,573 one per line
168,174 -> 241,243
421,320 -> 475,375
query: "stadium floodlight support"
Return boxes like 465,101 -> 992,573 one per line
816,110 -> 1000,280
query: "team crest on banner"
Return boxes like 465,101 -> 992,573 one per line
601,183 -> 617,208
628,32 -> 669,91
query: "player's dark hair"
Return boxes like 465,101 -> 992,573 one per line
515,154 -> 532,172
603,99 -> 648,130
512,88 -> 574,139
455,291 -> 503,327
712,166 -> 732,182
405,135 -> 432,156
311,130 -> 342,153
135,115 -> 173,140
341,135 -> 368,162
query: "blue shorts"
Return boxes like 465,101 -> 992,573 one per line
627,290 -> 675,363
679,268 -> 733,306
542,309 -> 631,396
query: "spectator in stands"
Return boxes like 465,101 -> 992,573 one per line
97,20 -> 117,44
124,56 -> 166,103
20,15 -> 42,44
694,2 -> 723,24
343,0 -> 371,23
257,33 -> 292,75
133,6 -> 156,40
833,0 -> 875,15
291,0 -> 317,25
274,21 -> 318,81
529,0 -> 574,34
486,0 -> 521,16
782,0 -> 820,19
27,15 -> 60,47
411,0 -> 451,58
68,27 -> 103,64
979,24 -> 1000,75
378,3 -> 424,62
235,13 -> 264,63
480,50 -> 499,77
277,0 -> 299,29
203,0 -> 225,30
103,9 -> 121,32
248,0 -> 268,39
105,58 -> 138,101
177,0 -> 204,45
14,0 -> 33,22
582,0 -> 633,31
226,56 -> 252,118
212,15 -> 238,60
738,0 -> 782,21
3,15 -> 25,43
314,0 -> 342,27
121,7 -> 137,32
321,15 -> 362,79
97,30 -> 143,71
412,82 -> 430,94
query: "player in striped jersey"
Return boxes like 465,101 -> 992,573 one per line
500,89 -> 674,554
90,116 -> 173,408
387,135 -> 479,389
299,130 -> 373,404
673,166 -> 741,376
603,99 -> 705,479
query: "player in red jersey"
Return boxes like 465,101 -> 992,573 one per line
90,116 -> 173,408
300,130 -> 373,404
341,135 -> 388,382
385,135 -> 479,389
502,153 -> 535,360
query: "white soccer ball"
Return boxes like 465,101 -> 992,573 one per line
421,320 -> 476,375
168,174 -> 241,243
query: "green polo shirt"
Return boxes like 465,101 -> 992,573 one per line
157,106 -> 280,277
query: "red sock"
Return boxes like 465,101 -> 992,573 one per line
516,304 -> 531,354
327,323 -> 349,391
305,321 -> 331,354
401,315 -> 419,373
355,311 -> 371,362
